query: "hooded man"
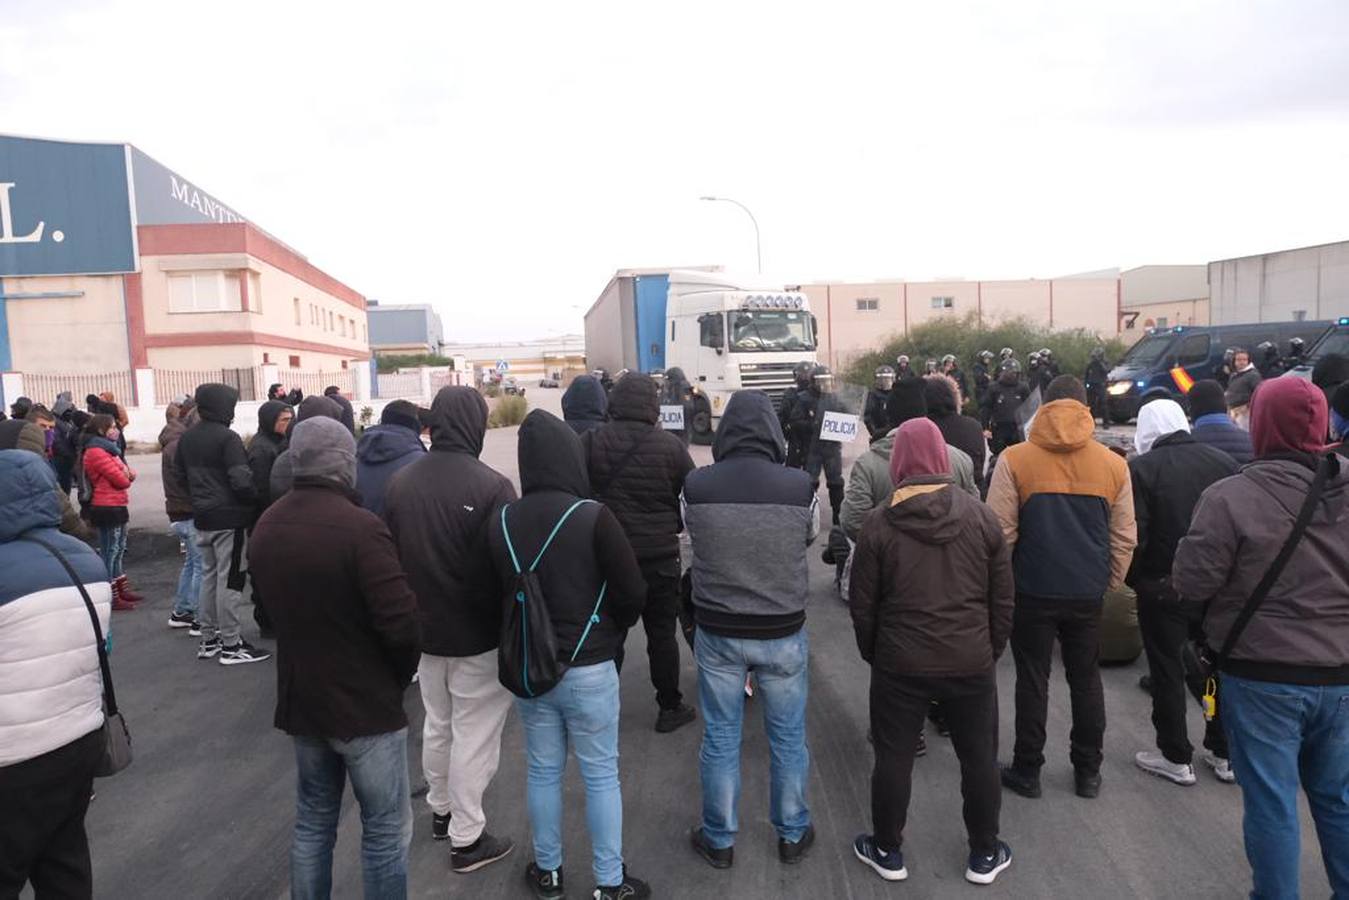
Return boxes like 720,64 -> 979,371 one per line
1126,400 -> 1239,788
1173,377 -> 1349,900
682,391 -> 819,870
49,392 -> 80,493
250,417 -> 422,899
356,400 -> 427,518
247,400 -> 294,640
161,405 -> 201,630
173,383 -> 270,666
582,373 -> 696,733
381,386 -> 517,872
269,395 -> 344,500
925,375 -> 988,488
986,376 -> 1136,801
323,386 -> 357,435
1187,379 -> 1253,465
561,375 -> 609,435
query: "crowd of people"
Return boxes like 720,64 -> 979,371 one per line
2,352 -> 1348,899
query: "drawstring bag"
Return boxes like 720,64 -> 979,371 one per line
498,499 -> 607,698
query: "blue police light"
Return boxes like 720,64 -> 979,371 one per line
1339,317 -> 1349,326
1136,380 -> 1146,388
1173,326 -> 1185,333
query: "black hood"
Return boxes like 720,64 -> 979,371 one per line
713,390 -> 786,463
288,395 -> 342,437
518,409 -> 589,496
427,386 -> 487,456
357,422 -> 427,464
562,375 -> 608,424
194,383 -> 239,425
664,367 -> 691,394
922,376 -> 959,417
257,400 -> 289,441
607,373 -> 659,424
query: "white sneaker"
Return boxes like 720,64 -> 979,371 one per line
1135,750 -> 1197,785
1203,754 -> 1236,784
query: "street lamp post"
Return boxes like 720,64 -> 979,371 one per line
700,195 -> 761,273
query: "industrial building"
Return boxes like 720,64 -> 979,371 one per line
367,301 -> 444,356
0,134 -> 369,406
441,334 -> 586,382
1208,239 -> 1349,325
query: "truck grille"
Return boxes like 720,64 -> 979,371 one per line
738,363 -> 799,404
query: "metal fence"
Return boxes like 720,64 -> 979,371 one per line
373,371 -> 422,400
429,371 -> 465,393
22,371 -> 135,407
155,367 -> 264,403
285,369 -> 355,398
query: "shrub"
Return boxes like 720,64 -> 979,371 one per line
488,395 -> 528,428
843,312 -> 1126,390
359,405 -> 374,427
376,353 -> 454,374
482,383 -> 501,399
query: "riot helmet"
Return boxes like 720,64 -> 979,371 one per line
1090,346 -> 1106,361
999,347 -> 1015,361
978,350 -> 994,364
874,365 -> 896,391
811,364 -> 835,394
793,360 -> 814,388
924,359 -> 938,375
941,354 -> 957,370
896,354 -> 911,371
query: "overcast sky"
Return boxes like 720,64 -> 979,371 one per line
3,0 -> 1346,341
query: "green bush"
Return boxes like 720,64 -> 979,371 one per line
376,353 -> 454,374
488,395 -> 529,428
482,383 -> 501,399
843,312 -> 1126,390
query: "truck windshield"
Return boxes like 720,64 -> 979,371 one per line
1118,334 -> 1175,368
728,310 -> 815,352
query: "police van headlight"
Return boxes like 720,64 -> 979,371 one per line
1107,381 -> 1134,396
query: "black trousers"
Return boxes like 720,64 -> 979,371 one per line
871,669 -> 1001,856
1087,384 -> 1109,426
805,446 -> 844,525
990,422 -> 1021,455
1010,596 -> 1106,774
0,729 -> 101,900
1135,583 -> 1228,763
639,558 -> 684,710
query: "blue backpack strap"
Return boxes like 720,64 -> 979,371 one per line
569,581 -> 608,662
527,499 -> 594,572
501,503 -> 523,574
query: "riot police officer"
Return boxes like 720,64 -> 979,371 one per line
1285,336 -> 1307,370
662,366 -> 696,446
863,365 -> 896,440
973,350 -> 996,426
984,358 -> 1031,454
1215,348 -> 1237,389
1085,346 -> 1110,429
941,353 -> 969,402
999,347 -> 1016,363
804,365 -> 847,525
924,358 -> 939,376
1255,341 -> 1283,378
896,354 -> 914,379
1037,347 -> 1060,393
779,360 -> 816,469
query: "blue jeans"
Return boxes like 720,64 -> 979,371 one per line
291,728 -> 412,900
1222,674 -> 1349,900
695,628 -> 811,848
168,520 -> 202,617
96,523 -> 127,580
516,662 -> 623,887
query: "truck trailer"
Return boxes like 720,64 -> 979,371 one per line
585,268 -> 819,441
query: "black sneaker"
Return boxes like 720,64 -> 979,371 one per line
689,827 -> 733,869
655,704 -> 696,734
432,812 -> 451,841
853,834 -> 907,882
916,732 -> 927,757
168,611 -> 195,629
966,840 -> 1013,885
219,640 -> 272,666
197,637 -> 221,660
526,862 -> 565,900
1075,769 -> 1102,799
593,868 -> 650,900
188,620 -> 202,637
999,764 -> 1042,798
451,832 -> 513,874
778,824 -> 815,864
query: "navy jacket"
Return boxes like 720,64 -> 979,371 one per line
356,423 -> 426,518
1190,413 -> 1254,466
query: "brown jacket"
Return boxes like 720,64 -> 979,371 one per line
849,479 -> 1015,676
1173,455 -> 1349,685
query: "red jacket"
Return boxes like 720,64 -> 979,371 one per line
84,445 -> 132,508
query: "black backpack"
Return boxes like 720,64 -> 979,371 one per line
498,499 -> 608,699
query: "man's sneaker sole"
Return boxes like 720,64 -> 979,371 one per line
966,852 -> 1013,885
1135,754 -> 1197,786
1202,755 -> 1237,784
197,644 -> 221,659
451,841 -> 513,874
854,844 -> 907,882
219,648 -> 271,666
167,616 -> 194,629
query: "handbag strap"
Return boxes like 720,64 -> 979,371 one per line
1215,454 -> 1333,666
20,535 -> 119,716
501,499 -> 595,574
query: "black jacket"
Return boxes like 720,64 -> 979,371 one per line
925,378 -> 987,482
325,389 -> 357,435
1127,431 -> 1239,586
1085,360 -> 1109,388
779,385 -> 815,449
863,388 -> 889,440
581,374 -> 695,563
174,384 -> 257,531
562,375 -> 608,435
158,413 -> 192,522
251,483 -> 421,740
270,396 -> 344,499
248,401 -> 289,516
383,387 -> 517,658
488,411 -> 646,667
985,377 -> 1030,425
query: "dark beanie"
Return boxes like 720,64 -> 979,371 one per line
380,400 -> 424,434
1187,379 -> 1227,419
886,376 -> 928,428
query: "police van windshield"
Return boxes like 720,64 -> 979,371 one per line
1118,334 -> 1175,368
1308,329 -> 1349,363
729,310 -> 816,352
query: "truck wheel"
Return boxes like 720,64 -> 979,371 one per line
691,397 -> 714,446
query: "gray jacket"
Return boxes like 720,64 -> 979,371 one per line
840,429 -> 978,542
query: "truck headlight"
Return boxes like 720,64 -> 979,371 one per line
1107,381 -> 1134,396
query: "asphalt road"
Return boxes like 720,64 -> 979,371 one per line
80,395 -> 1332,900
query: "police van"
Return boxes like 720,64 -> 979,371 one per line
1283,317 -> 1349,381
1106,320 -> 1334,423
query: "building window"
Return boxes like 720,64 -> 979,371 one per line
340,360 -> 348,370
263,352 -> 271,364
856,298 -> 879,311
931,296 -> 954,310
328,310 -> 334,332
248,272 -> 262,313
167,271 -> 243,313
288,355 -> 301,368
340,317 -> 347,338
293,298 -> 302,326
1155,316 -> 1169,328
362,324 -> 367,343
